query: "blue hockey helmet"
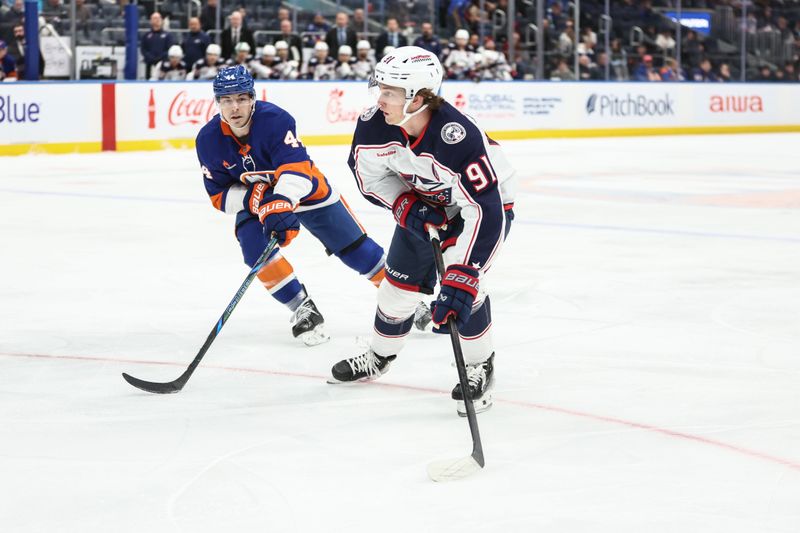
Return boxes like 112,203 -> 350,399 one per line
212,65 -> 255,100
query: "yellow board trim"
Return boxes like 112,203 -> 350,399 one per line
4,125 -> 799,155
0,141 -> 103,156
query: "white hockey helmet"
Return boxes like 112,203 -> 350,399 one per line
275,40 -> 289,50
168,44 -> 184,58
455,29 -> 469,42
206,43 -> 221,57
356,39 -> 371,50
314,40 -> 329,52
369,46 -> 443,127
338,45 -> 352,56
262,44 -> 276,57
235,41 -> 251,53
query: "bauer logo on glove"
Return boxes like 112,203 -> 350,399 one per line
256,194 -> 301,246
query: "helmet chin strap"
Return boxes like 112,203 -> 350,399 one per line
395,99 -> 429,128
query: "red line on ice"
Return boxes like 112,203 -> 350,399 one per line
3,351 -> 799,473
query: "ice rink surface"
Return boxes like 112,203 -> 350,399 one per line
1,133 -> 799,532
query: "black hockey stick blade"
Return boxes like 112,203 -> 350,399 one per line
121,371 -> 187,394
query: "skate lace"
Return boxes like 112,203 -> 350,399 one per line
348,350 -> 380,378
291,300 -> 316,325
465,364 -> 487,390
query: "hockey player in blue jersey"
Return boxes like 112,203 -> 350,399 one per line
329,46 -> 517,416
195,65 -> 389,346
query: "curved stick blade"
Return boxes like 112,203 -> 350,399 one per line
427,455 -> 483,482
122,372 -> 184,394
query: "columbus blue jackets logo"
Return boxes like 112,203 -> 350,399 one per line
360,105 -> 378,121
441,122 -> 466,144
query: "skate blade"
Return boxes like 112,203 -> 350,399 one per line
456,397 -> 493,417
297,326 -> 330,346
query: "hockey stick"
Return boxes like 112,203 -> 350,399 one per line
426,229 -> 485,482
121,236 -> 279,394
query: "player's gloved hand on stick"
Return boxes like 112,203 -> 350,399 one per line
432,264 -> 479,331
243,182 -> 270,214
257,193 -> 300,246
392,192 -> 447,241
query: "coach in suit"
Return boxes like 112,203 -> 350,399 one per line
324,12 -> 357,54
221,10 -> 254,60
375,18 -> 407,60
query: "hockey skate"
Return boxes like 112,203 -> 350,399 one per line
328,349 -> 396,383
413,301 -> 433,332
452,353 -> 494,417
290,297 -> 330,346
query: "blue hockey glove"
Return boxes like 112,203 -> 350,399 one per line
392,192 -> 446,241
432,264 -> 479,331
257,193 -> 300,246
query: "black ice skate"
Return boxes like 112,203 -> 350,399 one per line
291,297 -> 330,346
413,301 -> 433,332
329,349 -> 396,383
451,354 -> 495,417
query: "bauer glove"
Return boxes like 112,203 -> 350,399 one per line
392,192 -> 447,241
432,264 -> 479,331
257,193 -> 300,247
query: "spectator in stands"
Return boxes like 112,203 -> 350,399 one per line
783,62 -> 796,82
221,10 -> 254,60
269,7 -> 290,32
200,0 -> 219,32
227,41 -> 252,67
375,18 -> 408,61
334,45 -> 356,80
305,13 -> 330,47
183,17 -> 211,70
691,57 -> 717,82
717,62 -> 732,82
576,53 -> 592,80
580,25 -> 597,55
590,51 -> 613,80
413,22 -> 442,59
476,38 -> 513,81
352,8 -> 365,35
547,2 -> 566,32
444,29 -> 475,80
186,43 -> 224,80
151,44 -> 187,80
325,12 -> 357,55
550,57 -> 575,81
4,0 -> 24,27
352,40 -> 374,81
660,57 -> 685,81
774,67 -> 786,82
758,65 -> 773,81
557,20 -> 575,56
250,44 -> 281,80
274,19 -> 304,65
633,54 -> 661,82
41,0 -> 68,33
656,29 -> 676,56
682,30 -> 704,71
305,40 -> 335,80
274,40 -> 300,80
0,40 -> 17,81
74,0 -> 91,33
141,12 -> 175,79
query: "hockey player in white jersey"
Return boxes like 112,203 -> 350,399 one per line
329,46 -> 517,416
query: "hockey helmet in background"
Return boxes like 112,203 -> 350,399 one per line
168,45 -> 184,58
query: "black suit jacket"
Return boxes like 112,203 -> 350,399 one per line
221,26 -> 255,59
325,27 -> 357,54
375,32 -> 408,60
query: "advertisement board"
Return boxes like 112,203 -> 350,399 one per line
0,83 -> 103,154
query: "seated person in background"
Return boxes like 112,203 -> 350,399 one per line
0,40 -> 18,81
250,44 -> 282,80
305,41 -> 335,80
187,43 -> 225,80
443,29 -> 476,80
334,45 -> 357,80
352,40 -> 374,81
227,41 -> 253,68
151,45 -> 187,80
692,57 -> 717,82
273,41 -> 300,80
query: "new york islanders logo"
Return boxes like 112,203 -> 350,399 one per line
441,122 -> 466,144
